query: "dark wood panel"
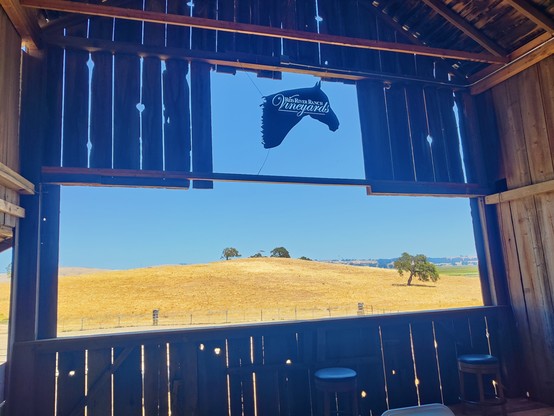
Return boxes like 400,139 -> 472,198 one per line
318,0 -> 346,69
227,336 -> 255,416
356,80 -> 394,180
166,0 -> 191,49
57,350 -> 86,416
424,87 -> 450,182
44,46 -> 64,167
190,61 -> 213,188
144,343 -> 169,415
197,339 -> 228,415
380,322 -> 418,409
113,346 -> 142,416
88,16 -> 113,169
192,0 -> 217,52
113,0 -> 142,170
431,318 -> 459,404
142,57 -> 163,170
87,348 -> 112,416
437,88 -> 465,182
405,85 -> 434,182
33,352 -> 56,416
63,47 -> 89,168
410,321 -> 442,405
163,60 -> 191,174
385,84 -> 416,181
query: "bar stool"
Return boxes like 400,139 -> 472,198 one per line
457,354 -> 506,415
314,367 -> 358,416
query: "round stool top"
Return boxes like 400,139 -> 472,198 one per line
458,354 -> 498,365
314,367 -> 357,381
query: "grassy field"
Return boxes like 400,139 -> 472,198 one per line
437,265 -> 479,277
0,258 -> 483,330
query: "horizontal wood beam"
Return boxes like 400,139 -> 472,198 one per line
470,35 -> 554,94
0,198 -> 25,218
0,226 -> 13,238
0,0 -> 42,48
41,166 -> 490,196
44,34 -> 470,87
20,0 -> 507,64
421,0 -> 507,56
0,162 -> 35,194
504,0 -> 554,33
0,237 -> 13,253
485,178 -> 554,204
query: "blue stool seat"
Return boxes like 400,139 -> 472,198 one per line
315,367 -> 357,381
458,354 -> 498,365
314,367 -> 358,416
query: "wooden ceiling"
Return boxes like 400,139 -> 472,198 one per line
1,0 -> 553,93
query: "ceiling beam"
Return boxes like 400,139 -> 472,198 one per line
504,0 -> 554,33
470,35 -> 554,94
421,0 -> 507,56
20,0 -> 507,64
0,0 -> 42,48
44,34 -> 469,87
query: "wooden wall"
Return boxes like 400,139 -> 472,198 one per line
489,54 -> 554,403
0,6 -> 22,240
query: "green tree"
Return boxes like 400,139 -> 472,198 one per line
299,256 -> 312,261
6,263 -> 12,278
250,252 -> 263,258
394,252 -> 439,286
221,247 -> 241,260
270,247 -> 290,258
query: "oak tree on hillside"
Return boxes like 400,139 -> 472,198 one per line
270,247 -> 290,258
394,252 -> 439,286
222,247 -> 241,260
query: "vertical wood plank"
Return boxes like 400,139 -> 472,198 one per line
169,341 -> 200,415
405,86 -> 434,182
192,0 -> 217,52
516,66 -> 554,183
89,17 -> 113,169
251,335 -> 280,416
424,87 -> 450,182
431,318 -> 459,405
57,350 -> 86,416
36,184 -> 60,339
437,88 -> 465,182
166,0 -> 191,49
410,321 -> 442,405
537,55 -> 554,161
318,0 -> 345,69
144,342 -> 169,416
190,61 -> 213,188
113,346 -> 142,416
197,339 -> 228,415
356,80 -> 394,180
227,336 -> 255,416
380,323 -> 418,409
385,84 -> 416,181
142,0 -> 165,171
113,5 -> 142,170
34,352 -> 56,416
43,47 -> 64,167
62,46 -> 89,168
163,60 -> 191,174
87,348 -> 112,416
216,0 -> 236,53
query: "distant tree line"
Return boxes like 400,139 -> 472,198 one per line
222,247 -> 312,261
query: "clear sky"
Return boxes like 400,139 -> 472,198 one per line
0,71 -> 477,271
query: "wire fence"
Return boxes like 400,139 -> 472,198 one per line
58,304 -> 401,333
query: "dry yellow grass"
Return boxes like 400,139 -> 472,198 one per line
0,258 -> 483,329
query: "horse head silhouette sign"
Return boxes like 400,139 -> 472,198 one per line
261,81 -> 339,149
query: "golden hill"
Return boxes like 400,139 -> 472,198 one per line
0,258 -> 483,329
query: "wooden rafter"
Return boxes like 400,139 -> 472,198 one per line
0,237 -> 13,253
504,0 -> 554,33
486,179 -> 554,204
20,0 -> 507,63
0,0 -> 42,48
470,34 -> 554,94
421,0 -> 507,56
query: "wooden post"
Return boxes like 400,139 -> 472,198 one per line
5,50 -> 45,416
36,184 -> 61,339
191,61 -> 214,189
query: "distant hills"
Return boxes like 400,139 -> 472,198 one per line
324,256 -> 478,269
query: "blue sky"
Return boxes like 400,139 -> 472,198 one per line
0,71 -> 477,271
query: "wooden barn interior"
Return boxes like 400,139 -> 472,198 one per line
1,0 -> 554,414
